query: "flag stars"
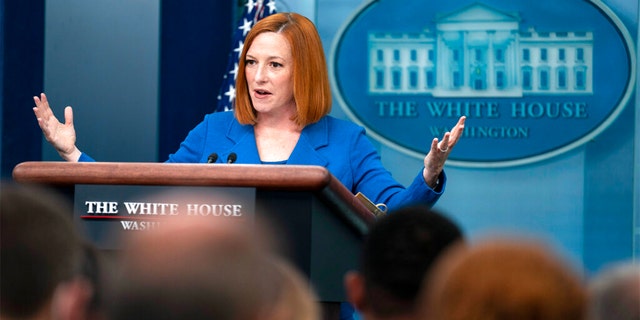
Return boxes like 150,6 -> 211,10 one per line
245,0 -> 257,12
224,85 -> 236,103
266,0 -> 276,14
233,40 -> 244,57
239,18 -> 253,36
230,63 -> 239,80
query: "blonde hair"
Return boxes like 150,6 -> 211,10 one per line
235,12 -> 331,126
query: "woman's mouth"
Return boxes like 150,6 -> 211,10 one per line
254,89 -> 272,98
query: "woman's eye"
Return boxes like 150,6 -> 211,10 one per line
245,59 -> 256,65
270,62 -> 283,68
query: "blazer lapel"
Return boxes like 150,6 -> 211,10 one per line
287,118 -> 329,167
224,120 -> 261,164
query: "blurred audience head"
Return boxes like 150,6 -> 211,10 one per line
260,254 -> 321,320
588,261 -> 640,320
422,237 -> 588,320
107,210 -> 319,320
344,205 -> 464,319
1,182 -> 95,320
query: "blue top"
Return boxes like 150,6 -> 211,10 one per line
80,111 -> 445,210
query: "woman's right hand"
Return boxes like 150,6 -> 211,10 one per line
33,93 -> 81,162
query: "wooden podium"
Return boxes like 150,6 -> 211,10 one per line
13,161 -> 375,318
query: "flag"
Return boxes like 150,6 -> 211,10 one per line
215,0 -> 277,112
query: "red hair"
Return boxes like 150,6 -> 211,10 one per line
422,238 -> 587,320
235,13 -> 331,126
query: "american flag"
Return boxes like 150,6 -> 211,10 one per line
215,0 -> 278,112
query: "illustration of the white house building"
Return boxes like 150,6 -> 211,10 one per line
368,3 -> 593,97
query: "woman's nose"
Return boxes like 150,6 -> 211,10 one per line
254,65 -> 267,83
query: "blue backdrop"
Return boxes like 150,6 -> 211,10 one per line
0,0 -> 637,276
318,0 -> 638,274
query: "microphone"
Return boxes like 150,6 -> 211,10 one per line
226,152 -> 237,164
207,153 -> 218,163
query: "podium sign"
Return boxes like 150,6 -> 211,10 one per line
12,162 -> 374,304
74,184 -> 256,249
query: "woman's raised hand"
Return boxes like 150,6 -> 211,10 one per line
33,93 -> 81,162
422,116 -> 466,188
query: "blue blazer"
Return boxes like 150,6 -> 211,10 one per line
80,112 -> 444,209
163,111 -> 445,209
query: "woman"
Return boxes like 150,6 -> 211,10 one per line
33,12 -> 465,211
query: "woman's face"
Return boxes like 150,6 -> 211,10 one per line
244,32 -> 295,118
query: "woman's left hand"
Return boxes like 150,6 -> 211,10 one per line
423,116 -> 466,188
